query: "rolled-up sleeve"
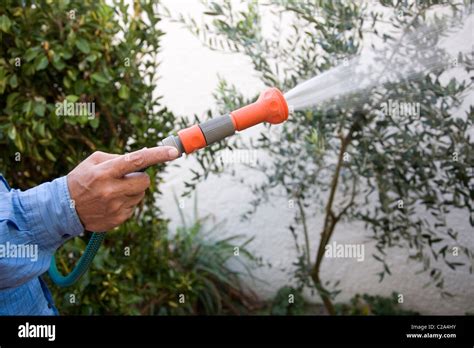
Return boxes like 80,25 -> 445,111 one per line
0,176 -> 84,289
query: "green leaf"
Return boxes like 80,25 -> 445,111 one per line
52,58 -> 66,71
86,54 -> 97,62
118,85 -> 130,99
34,103 -> 46,117
25,47 -> 41,62
8,125 -> 16,141
0,15 -> 11,33
9,74 -> 18,88
61,48 -> 73,60
13,133 -> 24,152
63,76 -> 71,89
91,72 -> 110,84
67,69 -> 77,81
130,114 -> 140,125
75,39 -> 91,54
6,92 -> 19,108
22,100 -> 33,116
35,56 -> 49,71
66,94 -> 79,103
90,117 -> 100,129
45,148 -> 56,161
33,121 -> 46,137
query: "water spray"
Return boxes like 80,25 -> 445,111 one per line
284,12 -> 473,112
49,87 -> 289,287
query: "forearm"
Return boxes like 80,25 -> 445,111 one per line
0,176 -> 83,289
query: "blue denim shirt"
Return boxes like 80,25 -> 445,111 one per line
0,174 -> 84,315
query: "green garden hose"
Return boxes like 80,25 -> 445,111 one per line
48,232 -> 105,287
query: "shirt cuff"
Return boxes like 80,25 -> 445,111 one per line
20,176 -> 84,252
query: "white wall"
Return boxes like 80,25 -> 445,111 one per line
156,0 -> 474,314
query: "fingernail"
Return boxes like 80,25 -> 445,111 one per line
167,147 -> 179,159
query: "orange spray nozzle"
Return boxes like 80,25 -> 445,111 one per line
230,87 -> 289,131
162,87 -> 289,156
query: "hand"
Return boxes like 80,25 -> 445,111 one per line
67,146 -> 179,231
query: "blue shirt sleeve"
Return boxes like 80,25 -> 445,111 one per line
0,176 -> 84,289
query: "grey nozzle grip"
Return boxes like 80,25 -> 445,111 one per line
199,114 -> 236,145
160,135 -> 184,157
158,114 -> 235,161
138,135 -> 183,171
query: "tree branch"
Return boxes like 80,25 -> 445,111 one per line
310,116 -> 360,315
297,198 -> 311,270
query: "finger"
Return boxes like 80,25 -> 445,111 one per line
101,146 -> 179,177
124,192 -> 146,208
89,151 -> 121,164
116,172 -> 151,196
111,206 -> 135,227
121,207 -> 135,222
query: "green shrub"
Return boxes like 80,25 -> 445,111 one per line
0,0 -> 174,189
0,0 -> 177,314
270,286 -> 306,316
335,293 -> 420,316
50,196 -> 261,315
1,0 -> 259,315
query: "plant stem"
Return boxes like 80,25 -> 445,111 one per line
310,121 -> 357,315
297,199 -> 311,269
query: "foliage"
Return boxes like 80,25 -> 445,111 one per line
1,0 -> 259,315
172,0 -> 474,314
268,289 -> 419,316
0,0 -> 173,314
270,286 -> 305,316
48,196 -> 261,315
335,292 -> 420,316
0,0 -> 174,189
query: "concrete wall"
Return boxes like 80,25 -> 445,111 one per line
155,0 -> 474,314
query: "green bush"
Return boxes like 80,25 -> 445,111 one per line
0,0 -> 174,189
0,0 -> 173,314
268,288 -> 418,316
270,286 -> 306,316
1,0 -> 259,315
50,196 -> 261,315
335,292 -> 420,316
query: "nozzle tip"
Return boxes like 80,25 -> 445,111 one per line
229,87 -> 290,131
258,87 -> 289,125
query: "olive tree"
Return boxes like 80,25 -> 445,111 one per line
172,0 -> 473,314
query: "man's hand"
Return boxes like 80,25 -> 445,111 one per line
67,146 -> 179,232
